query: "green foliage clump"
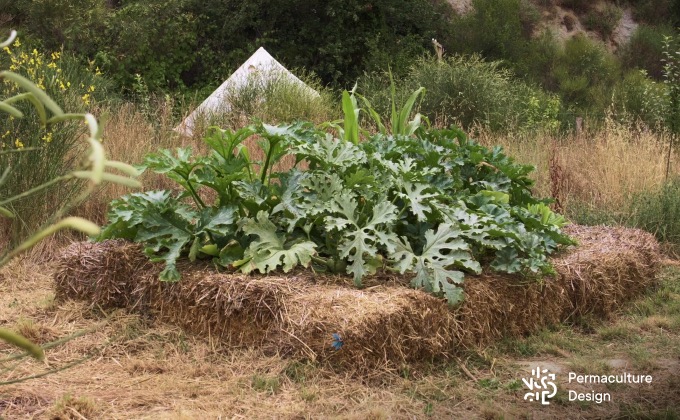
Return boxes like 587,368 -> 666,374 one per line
100,89 -> 574,305
361,56 -> 561,133
449,0 -> 539,66
583,4 -> 622,39
6,0 -> 454,91
629,0 -> 679,25
552,34 -> 620,116
619,24 -> 676,81
610,70 -> 669,128
197,69 -> 337,129
629,177 -> 680,248
6,0 -> 108,53
94,0 -> 198,92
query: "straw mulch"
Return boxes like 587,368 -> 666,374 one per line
54,225 -> 660,371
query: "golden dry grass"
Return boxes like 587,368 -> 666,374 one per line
476,123 -> 680,219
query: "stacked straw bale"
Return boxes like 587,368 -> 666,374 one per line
54,225 -> 660,370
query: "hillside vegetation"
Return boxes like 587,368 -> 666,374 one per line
2,0 -> 678,121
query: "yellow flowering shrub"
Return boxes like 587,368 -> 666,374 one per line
0,40 -> 110,241
0,30 -> 140,366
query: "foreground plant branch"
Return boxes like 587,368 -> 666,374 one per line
0,31 -> 140,363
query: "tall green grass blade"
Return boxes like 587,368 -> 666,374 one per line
72,171 -> 142,188
0,101 -> 23,118
0,166 -> 9,186
0,71 -> 64,116
0,328 -> 44,360
4,92 -> 47,126
396,87 -> 426,135
0,147 -> 40,155
85,137 -> 105,184
46,113 -> 87,125
357,94 -> 386,135
341,85 -> 360,144
0,206 -> 14,218
389,69 -> 398,134
0,30 -> 17,48
105,161 -> 141,177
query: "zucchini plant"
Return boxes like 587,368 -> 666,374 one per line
100,89 -> 575,305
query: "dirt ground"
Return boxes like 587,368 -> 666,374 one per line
1,256 -> 679,419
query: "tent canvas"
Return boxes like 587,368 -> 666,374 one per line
175,47 -> 319,136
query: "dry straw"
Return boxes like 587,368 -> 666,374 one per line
54,225 -> 660,373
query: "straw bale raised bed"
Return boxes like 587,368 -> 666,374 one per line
54,225 -> 661,370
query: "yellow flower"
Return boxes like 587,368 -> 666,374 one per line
47,62 -> 57,69
3,47 -> 10,54
95,67 -> 102,76
32,49 -> 38,57
2,130 -> 10,138
88,85 -> 95,92
81,93 -> 91,105
42,132 -> 53,143
12,39 -> 20,47
51,51 -> 60,60
14,139 -> 24,149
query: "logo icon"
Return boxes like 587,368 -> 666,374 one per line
522,366 -> 558,405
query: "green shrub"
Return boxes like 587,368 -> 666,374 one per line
553,34 -> 620,115
565,201 -> 626,227
10,0 -> 455,91
630,0 -> 676,25
610,70 -> 669,128
95,0 -> 199,92
186,69 -> 337,136
450,0 -> 535,66
7,0 -> 108,54
619,24 -> 676,80
629,177 -> 680,247
583,4 -> 622,39
523,30 -> 561,90
361,55 -> 561,133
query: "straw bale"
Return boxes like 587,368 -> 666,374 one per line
54,240 -> 154,308
275,286 -> 458,368
53,225 -> 661,370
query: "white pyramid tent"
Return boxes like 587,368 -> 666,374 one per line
175,47 -> 319,136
